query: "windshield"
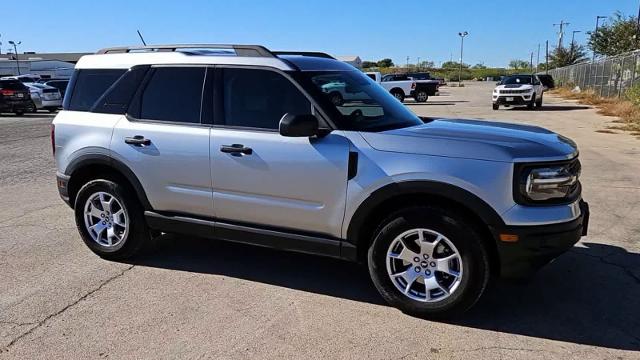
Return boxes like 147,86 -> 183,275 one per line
501,75 -> 533,85
300,70 -> 423,132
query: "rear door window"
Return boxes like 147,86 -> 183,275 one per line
68,69 -> 126,111
138,67 -> 206,123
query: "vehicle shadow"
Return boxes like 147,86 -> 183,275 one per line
129,236 -> 640,351
505,105 -> 590,111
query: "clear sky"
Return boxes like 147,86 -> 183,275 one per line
1,0 -> 638,67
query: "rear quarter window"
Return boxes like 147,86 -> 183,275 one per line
66,69 -> 126,111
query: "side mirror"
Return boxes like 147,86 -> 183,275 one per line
496,82 -> 501,86
279,114 -> 319,137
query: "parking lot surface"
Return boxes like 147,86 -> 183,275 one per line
1,82 -> 639,359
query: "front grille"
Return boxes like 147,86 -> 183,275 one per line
500,89 -> 529,94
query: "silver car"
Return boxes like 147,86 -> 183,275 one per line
26,83 -> 62,113
51,44 -> 589,318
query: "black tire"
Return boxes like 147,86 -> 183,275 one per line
414,90 -> 428,103
47,107 -> 58,113
14,111 -> 24,116
527,95 -> 536,110
368,206 -> 490,319
390,89 -> 405,103
492,103 -> 499,110
536,93 -> 543,108
328,92 -> 344,106
74,179 -> 151,260
30,101 -> 38,113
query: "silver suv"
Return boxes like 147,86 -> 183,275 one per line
53,44 -> 589,318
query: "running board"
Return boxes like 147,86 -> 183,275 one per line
144,211 -> 350,260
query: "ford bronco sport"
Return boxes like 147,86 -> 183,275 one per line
53,44 -> 589,318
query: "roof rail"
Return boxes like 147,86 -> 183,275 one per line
96,44 -> 275,57
272,51 -> 335,60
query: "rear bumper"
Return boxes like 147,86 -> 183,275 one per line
492,200 -> 589,278
56,172 -> 72,207
0,99 -> 32,112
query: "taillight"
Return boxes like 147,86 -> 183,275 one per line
1,89 -> 15,96
411,82 -> 416,90
51,124 -> 56,156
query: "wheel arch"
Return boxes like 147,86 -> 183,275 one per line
389,87 -> 405,96
65,154 -> 152,211
346,181 -> 504,273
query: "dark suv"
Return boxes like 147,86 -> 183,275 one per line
0,80 -> 32,115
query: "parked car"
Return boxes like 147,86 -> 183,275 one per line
53,44 -> 588,318
0,79 -> 32,115
26,83 -> 62,113
1,74 -> 42,83
40,79 -> 70,98
405,73 -> 440,97
365,72 -> 435,102
492,74 -> 548,110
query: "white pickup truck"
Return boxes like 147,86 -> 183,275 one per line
364,72 -> 414,102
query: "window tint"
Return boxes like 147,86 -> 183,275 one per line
140,67 -> 205,123
68,69 -> 126,111
222,68 -> 311,129
0,80 -> 27,90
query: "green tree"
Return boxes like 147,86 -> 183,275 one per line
472,63 -> 487,69
376,58 -> 394,68
418,60 -> 435,68
362,61 -> 377,68
588,12 -> 639,57
549,43 -> 588,68
508,59 -> 530,70
442,61 -> 468,69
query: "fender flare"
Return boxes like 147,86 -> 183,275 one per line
65,154 -> 152,210
346,180 -> 505,246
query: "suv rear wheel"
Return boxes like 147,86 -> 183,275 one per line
74,179 -> 151,260
368,206 -> 490,318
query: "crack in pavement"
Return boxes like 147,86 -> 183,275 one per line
0,265 -> 134,352
571,249 -> 640,285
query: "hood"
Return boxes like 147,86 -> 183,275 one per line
360,118 -> 578,162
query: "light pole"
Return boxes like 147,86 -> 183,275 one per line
593,16 -> 606,61
8,41 -> 21,75
458,31 -> 468,86
406,56 -> 410,70
417,56 -> 421,70
571,30 -> 581,61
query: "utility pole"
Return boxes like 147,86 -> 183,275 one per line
417,56 -> 421,70
8,41 -> 21,75
530,52 -> 534,74
553,20 -> 569,48
536,43 -> 541,73
406,56 -> 409,70
593,16 -> 606,61
458,31 -> 468,86
545,40 -> 549,74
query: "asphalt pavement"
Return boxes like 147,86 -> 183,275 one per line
1,84 -> 638,359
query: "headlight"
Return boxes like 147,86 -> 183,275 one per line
493,89 -> 498,94
515,160 -> 581,204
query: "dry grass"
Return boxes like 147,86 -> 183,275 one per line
550,88 -> 640,136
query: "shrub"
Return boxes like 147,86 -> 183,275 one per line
625,83 -> 640,107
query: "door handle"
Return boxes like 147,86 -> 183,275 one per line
124,135 -> 151,146
220,144 -> 252,155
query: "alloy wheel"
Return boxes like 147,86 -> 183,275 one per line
386,228 -> 463,302
83,192 -> 128,248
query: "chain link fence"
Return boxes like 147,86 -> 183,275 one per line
546,50 -> 640,98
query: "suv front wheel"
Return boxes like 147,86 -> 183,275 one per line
368,206 -> 490,318
74,179 -> 151,260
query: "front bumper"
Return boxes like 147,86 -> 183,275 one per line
493,95 -> 532,105
492,200 -> 589,278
